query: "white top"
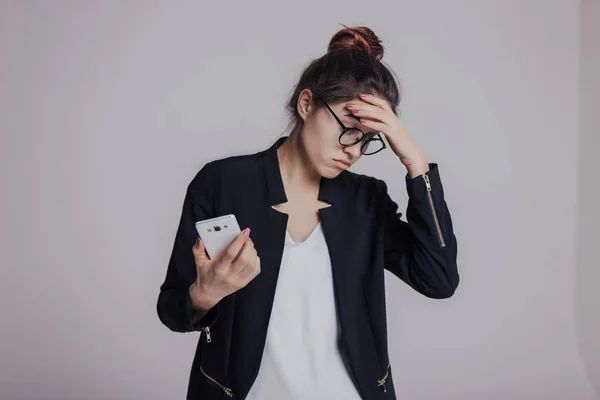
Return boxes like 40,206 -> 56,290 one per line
246,221 -> 362,400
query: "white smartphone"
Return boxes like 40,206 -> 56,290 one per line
195,214 -> 242,260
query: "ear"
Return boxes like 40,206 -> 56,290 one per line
296,89 -> 314,122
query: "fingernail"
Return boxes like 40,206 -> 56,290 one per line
195,237 -> 200,246
346,103 -> 354,108
243,228 -> 250,236
360,94 -> 367,98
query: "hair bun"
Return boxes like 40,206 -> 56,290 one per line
327,25 -> 384,61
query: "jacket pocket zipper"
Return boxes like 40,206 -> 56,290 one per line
199,327 -> 233,397
423,174 -> 446,248
199,364 -> 233,398
378,363 -> 391,392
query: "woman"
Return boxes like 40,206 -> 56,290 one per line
157,25 -> 459,400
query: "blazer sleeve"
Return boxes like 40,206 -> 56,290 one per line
157,163 -> 219,332
382,163 -> 459,299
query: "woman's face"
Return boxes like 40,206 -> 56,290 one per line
298,90 -> 373,179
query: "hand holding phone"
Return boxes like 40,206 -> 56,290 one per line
189,215 -> 260,311
195,214 -> 242,260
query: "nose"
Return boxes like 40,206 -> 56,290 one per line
343,142 -> 362,160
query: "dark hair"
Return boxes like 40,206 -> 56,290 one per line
285,25 -> 401,135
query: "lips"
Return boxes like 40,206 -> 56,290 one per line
334,159 -> 351,168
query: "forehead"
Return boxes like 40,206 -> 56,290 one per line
325,99 -> 361,121
323,102 -> 379,134
324,99 -> 360,121
328,97 -> 361,109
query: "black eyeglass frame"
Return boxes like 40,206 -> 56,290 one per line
322,101 -> 387,156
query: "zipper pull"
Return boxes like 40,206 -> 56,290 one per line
423,174 -> 432,191
378,364 -> 390,393
203,327 -> 212,343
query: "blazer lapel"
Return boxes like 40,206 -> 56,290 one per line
318,190 -> 375,398
228,137 -> 289,392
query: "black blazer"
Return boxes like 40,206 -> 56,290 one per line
157,136 -> 459,400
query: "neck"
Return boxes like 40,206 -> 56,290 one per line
276,132 -> 321,196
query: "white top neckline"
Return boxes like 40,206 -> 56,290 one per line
285,222 -> 322,245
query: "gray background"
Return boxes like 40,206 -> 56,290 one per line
1,1 -> 598,399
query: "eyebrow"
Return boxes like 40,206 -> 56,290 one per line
343,113 -> 361,122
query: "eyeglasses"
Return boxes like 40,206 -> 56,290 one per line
323,101 -> 387,156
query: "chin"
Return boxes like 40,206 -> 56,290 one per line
319,165 -> 344,179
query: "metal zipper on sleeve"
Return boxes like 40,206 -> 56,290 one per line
378,364 -> 391,392
423,174 -> 446,248
202,326 -> 212,343
199,365 -> 234,397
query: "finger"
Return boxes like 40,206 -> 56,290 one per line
359,118 -> 389,135
349,106 -> 391,127
359,93 -> 394,112
230,238 -> 256,273
249,255 -> 261,280
192,238 -> 210,263
347,101 -> 386,116
238,252 -> 259,282
220,228 -> 251,264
